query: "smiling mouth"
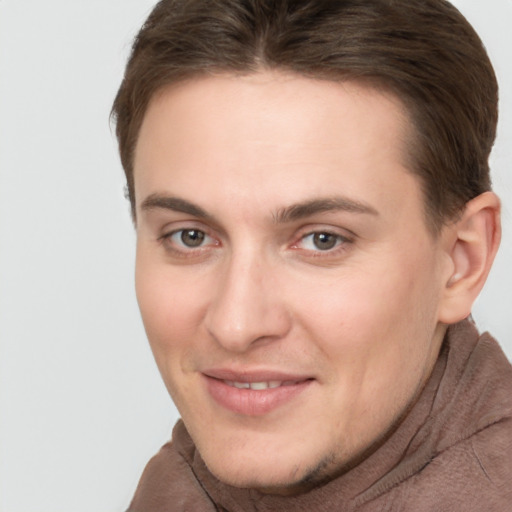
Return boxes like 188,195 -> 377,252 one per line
204,374 -> 314,415
222,380 -> 305,390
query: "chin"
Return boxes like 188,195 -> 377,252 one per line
208,464 -> 306,495
201,442 -> 339,495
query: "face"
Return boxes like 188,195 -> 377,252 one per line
134,72 -> 451,494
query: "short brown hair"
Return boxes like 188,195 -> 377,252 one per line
112,0 -> 498,230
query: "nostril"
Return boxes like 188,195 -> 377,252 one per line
203,256 -> 292,351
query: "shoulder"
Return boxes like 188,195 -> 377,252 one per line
126,422 -> 217,512
401,325 -> 512,511
363,324 -> 512,512
411,326 -> 512,511
400,420 -> 512,512
362,417 -> 512,512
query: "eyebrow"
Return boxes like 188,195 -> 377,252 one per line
140,194 -> 213,220
273,197 -> 379,223
140,193 -> 379,223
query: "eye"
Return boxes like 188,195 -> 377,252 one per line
177,229 -> 207,247
298,231 -> 348,252
164,228 -> 215,250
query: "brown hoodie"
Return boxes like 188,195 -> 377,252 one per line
127,320 -> 512,511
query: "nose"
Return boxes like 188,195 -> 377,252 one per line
204,250 -> 291,353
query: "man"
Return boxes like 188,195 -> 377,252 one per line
112,0 -> 512,509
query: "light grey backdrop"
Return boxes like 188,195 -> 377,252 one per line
0,1 -> 510,511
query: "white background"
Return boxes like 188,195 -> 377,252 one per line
0,1 -> 510,510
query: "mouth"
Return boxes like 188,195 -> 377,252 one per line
222,379 -> 305,390
202,369 -> 314,416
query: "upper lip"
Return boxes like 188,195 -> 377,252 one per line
202,368 -> 313,383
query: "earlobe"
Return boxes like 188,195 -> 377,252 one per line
438,192 -> 501,324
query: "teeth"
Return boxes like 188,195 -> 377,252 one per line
225,380 -> 285,390
250,382 -> 269,390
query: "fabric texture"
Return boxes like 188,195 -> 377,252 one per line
127,320 -> 512,511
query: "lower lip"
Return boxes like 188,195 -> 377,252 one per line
204,376 -> 312,416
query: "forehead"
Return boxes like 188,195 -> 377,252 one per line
134,71 -> 423,228
136,72 -> 411,164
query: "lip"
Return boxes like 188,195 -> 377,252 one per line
202,368 -> 314,416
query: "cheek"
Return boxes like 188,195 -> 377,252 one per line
293,246 -> 441,372
134,252 -> 210,360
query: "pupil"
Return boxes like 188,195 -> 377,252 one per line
313,232 -> 337,250
181,230 -> 205,247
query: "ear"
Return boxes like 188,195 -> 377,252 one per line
438,192 -> 501,324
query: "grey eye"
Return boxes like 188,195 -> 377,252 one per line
179,229 -> 206,247
299,231 -> 347,252
312,232 -> 339,250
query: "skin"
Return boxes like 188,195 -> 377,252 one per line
133,71 -> 460,494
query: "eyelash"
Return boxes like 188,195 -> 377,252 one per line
158,228 -> 218,257
158,227 -> 353,259
293,231 -> 352,255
